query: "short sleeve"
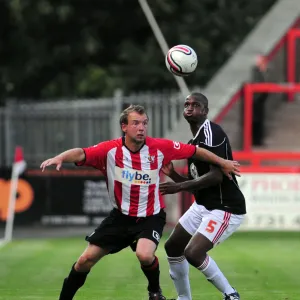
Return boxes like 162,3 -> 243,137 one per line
75,142 -> 108,169
200,138 -> 226,159
157,139 -> 196,164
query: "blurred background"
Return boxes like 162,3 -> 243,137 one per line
0,0 -> 300,298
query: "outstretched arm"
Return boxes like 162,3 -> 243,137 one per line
160,165 -> 222,195
161,162 -> 189,183
192,147 -> 240,179
40,148 -> 85,171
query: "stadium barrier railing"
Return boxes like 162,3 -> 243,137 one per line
175,151 -> 300,231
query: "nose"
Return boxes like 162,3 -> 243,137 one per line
186,104 -> 194,112
137,123 -> 146,131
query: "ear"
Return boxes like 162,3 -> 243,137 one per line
121,123 -> 127,133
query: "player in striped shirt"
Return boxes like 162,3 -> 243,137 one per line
40,104 -> 241,300
160,93 -> 246,300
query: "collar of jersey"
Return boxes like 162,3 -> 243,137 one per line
122,136 -> 146,153
193,119 -> 209,141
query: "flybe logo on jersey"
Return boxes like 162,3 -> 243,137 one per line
115,166 -> 158,186
122,170 -> 151,184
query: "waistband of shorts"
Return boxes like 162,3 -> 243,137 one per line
112,208 -> 165,219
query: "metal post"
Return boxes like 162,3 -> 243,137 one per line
112,89 -> 123,139
287,30 -> 296,102
138,0 -> 190,97
73,105 -> 79,147
243,84 -> 253,152
4,106 -> 12,166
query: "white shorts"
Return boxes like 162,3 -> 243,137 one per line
179,202 -> 245,246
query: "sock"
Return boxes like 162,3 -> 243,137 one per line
168,256 -> 192,300
197,255 -> 235,295
141,256 -> 160,293
59,263 -> 90,300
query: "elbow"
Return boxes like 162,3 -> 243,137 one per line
211,171 -> 223,185
75,148 -> 86,163
79,149 -> 86,163
216,175 -> 223,185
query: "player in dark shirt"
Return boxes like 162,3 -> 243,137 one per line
160,92 -> 246,300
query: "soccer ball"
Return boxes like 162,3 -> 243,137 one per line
165,45 -> 198,77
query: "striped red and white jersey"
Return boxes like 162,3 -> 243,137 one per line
77,136 -> 196,217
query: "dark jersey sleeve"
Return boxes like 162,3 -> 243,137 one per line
200,136 -> 227,159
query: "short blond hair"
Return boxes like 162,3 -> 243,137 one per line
119,104 -> 149,127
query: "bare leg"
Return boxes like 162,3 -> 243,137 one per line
184,232 -> 213,268
59,244 -> 109,300
184,233 -> 236,296
136,238 -> 161,294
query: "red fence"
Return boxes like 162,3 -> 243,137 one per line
243,83 -> 300,151
176,150 -> 300,217
214,18 -> 300,124
234,151 -> 300,173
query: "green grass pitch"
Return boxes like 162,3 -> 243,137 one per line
0,232 -> 299,300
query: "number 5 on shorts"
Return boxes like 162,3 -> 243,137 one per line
206,220 -> 217,233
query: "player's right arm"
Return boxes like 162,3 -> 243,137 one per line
40,148 -> 85,171
161,162 -> 189,183
40,141 -> 109,171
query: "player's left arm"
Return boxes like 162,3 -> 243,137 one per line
160,138 -> 227,195
159,139 -> 240,179
160,165 -> 222,195
192,147 -> 239,179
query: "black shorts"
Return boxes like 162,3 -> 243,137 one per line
85,208 -> 166,254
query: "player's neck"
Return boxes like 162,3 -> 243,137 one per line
124,136 -> 144,152
190,120 -> 206,137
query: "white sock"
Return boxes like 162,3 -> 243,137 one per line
197,255 -> 235,295
168,256 -> 192,300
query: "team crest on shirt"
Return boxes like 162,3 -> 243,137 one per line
173,141 -> 181,150
190,163 -> 199,179
147,155 -> 156,163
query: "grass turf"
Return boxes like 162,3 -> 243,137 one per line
0,232 -> 299,300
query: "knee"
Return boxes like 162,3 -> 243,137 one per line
76,254 -> 97,272
184,245 -> 206,268
164,238 -> 173,256
136,249 -> 154,265
184,245 -> 197,266
165,238 -> 184,257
